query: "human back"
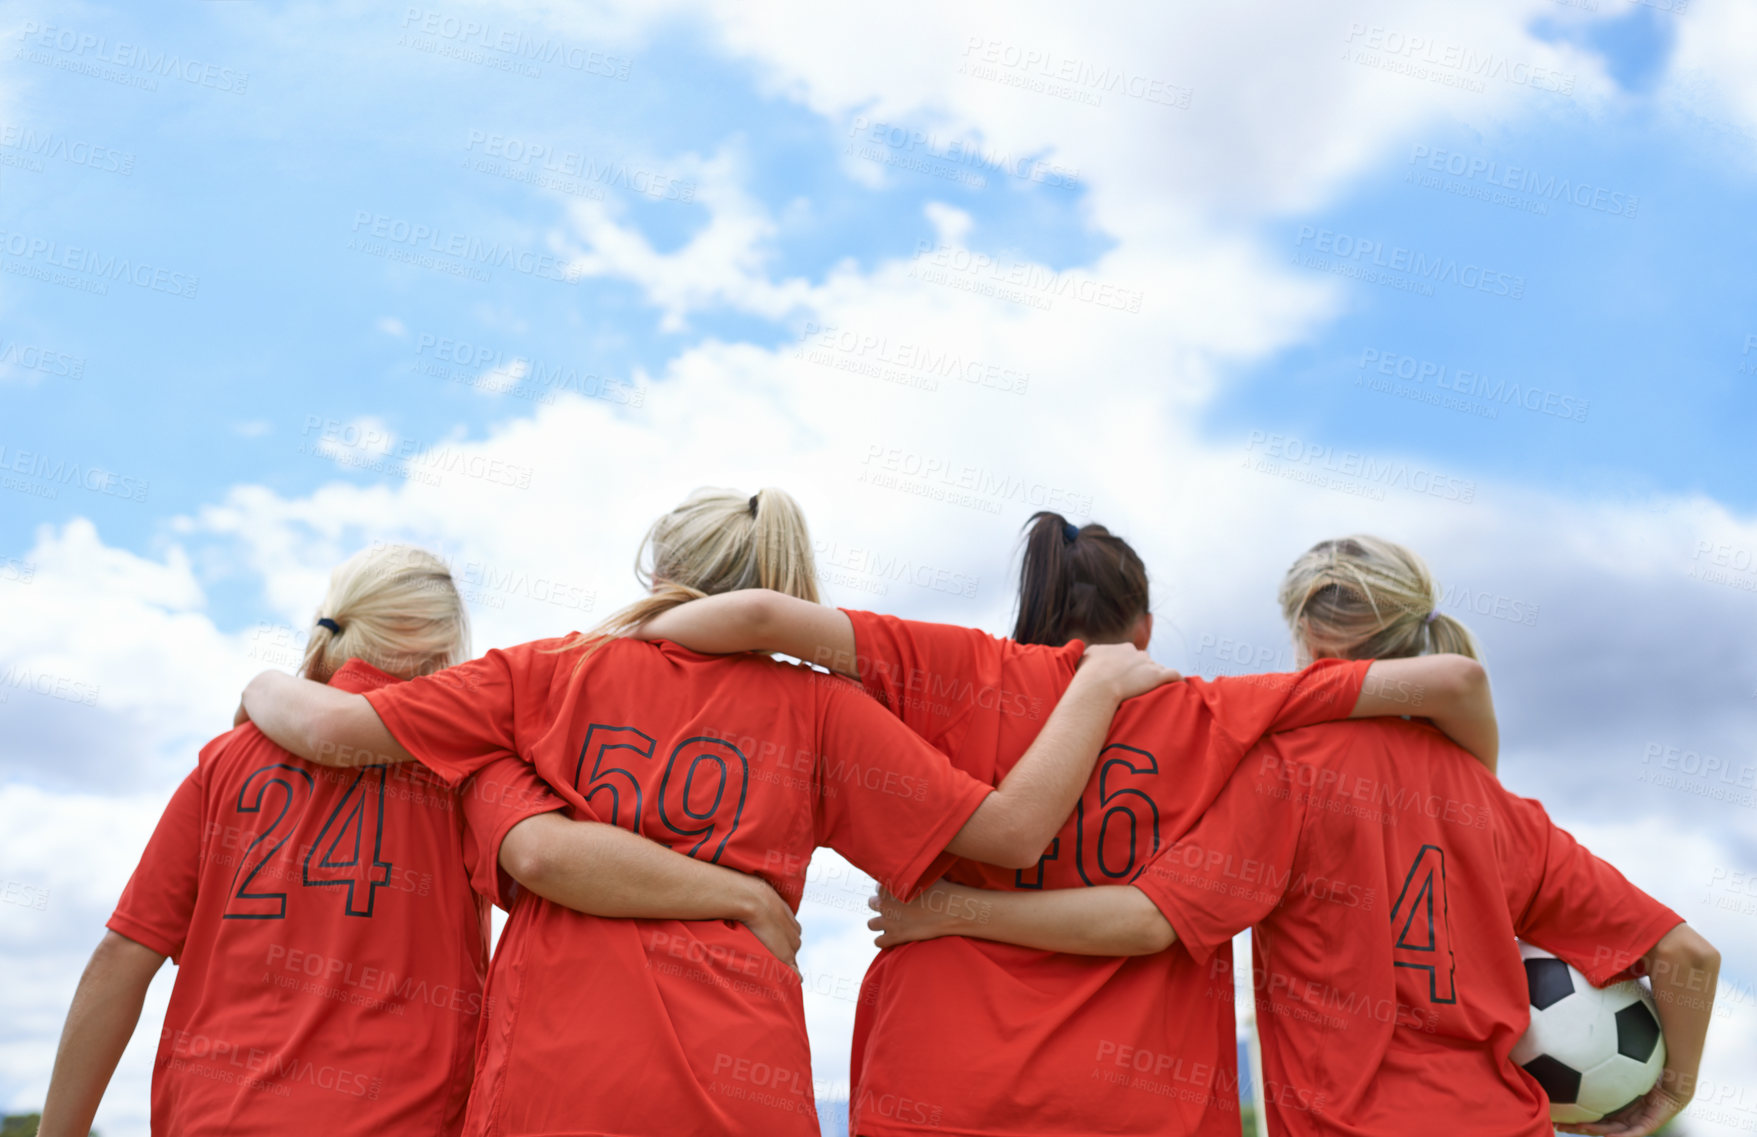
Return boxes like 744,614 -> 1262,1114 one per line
1136,535 -> 1685,1137
367,634 -> 994,1137
845,605 -> 1369,1136
106,545 -> 556,1137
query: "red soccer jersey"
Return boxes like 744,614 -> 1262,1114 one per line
1134,717 -> 1683,1137
842,610 -> 1370,1137
360,635 -> 996,1137
106,660 -> 565,1137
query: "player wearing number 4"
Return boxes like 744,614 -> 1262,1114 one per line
873,536 -> 1720,1137
232,488 -> 1179,1137
634,513 -> 1501,1137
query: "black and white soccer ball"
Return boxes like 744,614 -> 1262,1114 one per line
1510,943 -> 1666,1124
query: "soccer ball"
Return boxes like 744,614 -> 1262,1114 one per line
1511,943 -> 1666,1124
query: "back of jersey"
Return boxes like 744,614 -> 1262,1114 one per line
109,660 -> 503,1137
1136,716 -> 1679,1137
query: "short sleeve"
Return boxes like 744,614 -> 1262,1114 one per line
812,679 -> 992,901
1500,794 -> 1682,985
841,609 -> 996,750
457,757 -> 569,910
1132,739 -> 1310,964
1202,658 -> 1371,754
365,645 -> 540,785
107,764 -> 208,962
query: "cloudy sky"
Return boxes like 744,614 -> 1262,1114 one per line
2,0 -> 1755,1133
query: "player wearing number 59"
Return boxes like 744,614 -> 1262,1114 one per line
232,488 -> 1177,1137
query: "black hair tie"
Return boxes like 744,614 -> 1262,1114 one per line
1062,522 -> 1079,543
748,493 -> 760,517
317,617 -> 344,634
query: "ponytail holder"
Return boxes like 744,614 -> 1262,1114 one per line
1423,610 -> 1439,626
1062,522 -> 1079,543
748,493 -> 760,517
317,617 -> 344,634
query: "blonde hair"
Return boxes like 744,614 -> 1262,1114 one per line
300,544 -> 470,683
1278,535 -> 1480,664
564,486 -> 820,659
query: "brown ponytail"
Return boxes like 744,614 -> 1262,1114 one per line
1011,511 -> 1149,646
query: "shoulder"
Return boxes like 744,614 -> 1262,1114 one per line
1263,715 -> 1447,766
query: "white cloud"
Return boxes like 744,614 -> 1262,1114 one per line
4,2 -> 1753,1134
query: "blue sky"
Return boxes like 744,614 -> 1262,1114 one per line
4,1 -> 1751,602
4,2 -> 1757,1134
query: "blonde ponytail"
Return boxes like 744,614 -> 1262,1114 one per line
1277,535 -> 1481,664
300,544 -> 470,683
562,486 -> 820,661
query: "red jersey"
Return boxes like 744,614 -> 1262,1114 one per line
106,660 -> 566,1137
1134,717 -> 1683,1137
842,610 -> 1369,1137
361,636 -> 995,1137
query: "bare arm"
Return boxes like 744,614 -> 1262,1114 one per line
1353,655 -> 1498,773
942,644 -> 1181,870
39,932 -> 167,1137
1565,924 -> 1720,1137
240,670 -> 412,767
634,589 -> 859,676
500,813 -> 802,968
869,881 -> 1174,955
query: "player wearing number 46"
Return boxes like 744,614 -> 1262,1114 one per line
227,488 -> 1183,1137
634,516 -> 1503,1137
870,536 -> 1720,1137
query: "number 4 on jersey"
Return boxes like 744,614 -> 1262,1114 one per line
1391,844 -> 1458,1004
302,766 -> 394,916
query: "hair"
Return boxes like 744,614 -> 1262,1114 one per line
1011,511 -> 1150,646
299,544 -> 470,683
564,486 -> 820,659
1277,535 -> 1481,664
